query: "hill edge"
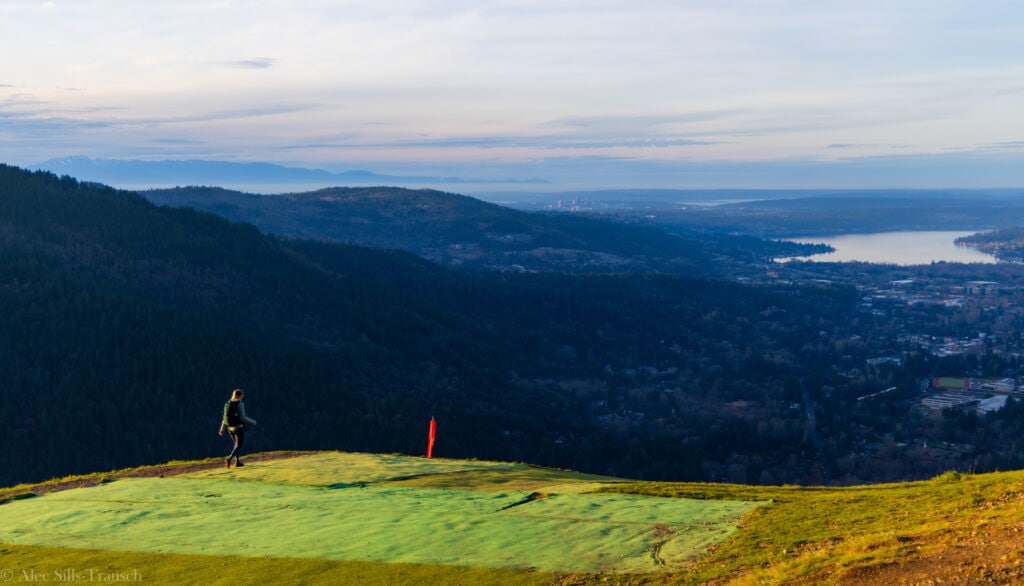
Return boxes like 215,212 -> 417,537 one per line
4,452 -> 1024,584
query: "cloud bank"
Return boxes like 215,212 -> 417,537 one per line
0,1 -> 1022,188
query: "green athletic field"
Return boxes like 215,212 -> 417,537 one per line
0,452 -> 758,574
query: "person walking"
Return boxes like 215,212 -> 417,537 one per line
218,388 -> 257,467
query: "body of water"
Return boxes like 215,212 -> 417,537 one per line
776,231 -> 998,265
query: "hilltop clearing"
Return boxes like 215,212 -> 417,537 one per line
3,452 -> 1024,584
0,452 -> 755,580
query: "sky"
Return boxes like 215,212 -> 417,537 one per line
2,0 -> 1024,190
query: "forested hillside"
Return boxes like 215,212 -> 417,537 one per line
4,164 -> 1023,488
141,185 -> 814,273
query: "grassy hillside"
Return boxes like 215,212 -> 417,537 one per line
2,452 -> 1023,585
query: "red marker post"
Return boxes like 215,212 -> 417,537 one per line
426,417 -> 437,459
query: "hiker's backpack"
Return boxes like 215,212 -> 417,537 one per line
224,401 -> 242,428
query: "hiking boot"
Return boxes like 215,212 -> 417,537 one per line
225,458 -> 232,468
235,460 -> 244,467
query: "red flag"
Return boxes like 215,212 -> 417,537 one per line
427,417 -> 437,459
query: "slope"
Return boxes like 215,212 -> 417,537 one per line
0,452 -> 758,576
3,452 -> 1024,584
3,163 -> 886,490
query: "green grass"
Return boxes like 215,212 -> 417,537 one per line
4,452 -> 1024,584
181,451 -> 607,488
0,544 -> 556,586
0,452 -> 756,579
601,469 -> 1024,584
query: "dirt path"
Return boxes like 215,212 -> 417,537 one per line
4,450 -> 313,499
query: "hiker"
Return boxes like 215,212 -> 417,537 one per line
218,388 -> 257,467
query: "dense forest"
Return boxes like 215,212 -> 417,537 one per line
141,185 -> 819,273
3,164 -> 1024,488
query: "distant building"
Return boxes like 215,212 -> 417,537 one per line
965,281 -> 999,296
975,378 -> 1017,394
978,395 -> 1009,414
866,356 -> 903,367
922,393 -> 978,410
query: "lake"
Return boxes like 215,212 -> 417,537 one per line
776,231 -> 998,265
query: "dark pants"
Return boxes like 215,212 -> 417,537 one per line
227,426 -> 245,462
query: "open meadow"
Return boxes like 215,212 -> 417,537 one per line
2,452 -> 1024,584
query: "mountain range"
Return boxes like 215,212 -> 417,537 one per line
32,157 -> 548,190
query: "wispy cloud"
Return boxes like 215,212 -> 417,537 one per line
0,93 -> 45,108
220,58 -> 276,70
0,102 -> 309,141
148,137 -> 206,145
145,102 -> 315,125
0,111 -> 115,137
972,141 -> 1024,152
550,111 -> 748,130
279,134 -> 714,152
2,1 -> 1022,187
827,143 -> 893,150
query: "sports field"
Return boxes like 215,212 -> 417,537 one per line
0,452 -> 759,574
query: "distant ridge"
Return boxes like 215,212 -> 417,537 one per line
32,157 -> 548,189
139,184 -> 730,273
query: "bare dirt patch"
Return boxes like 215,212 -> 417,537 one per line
831,522 -> 1024,585
4,450 -> 313,499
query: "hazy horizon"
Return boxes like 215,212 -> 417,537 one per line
4,1 -> 1024,190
